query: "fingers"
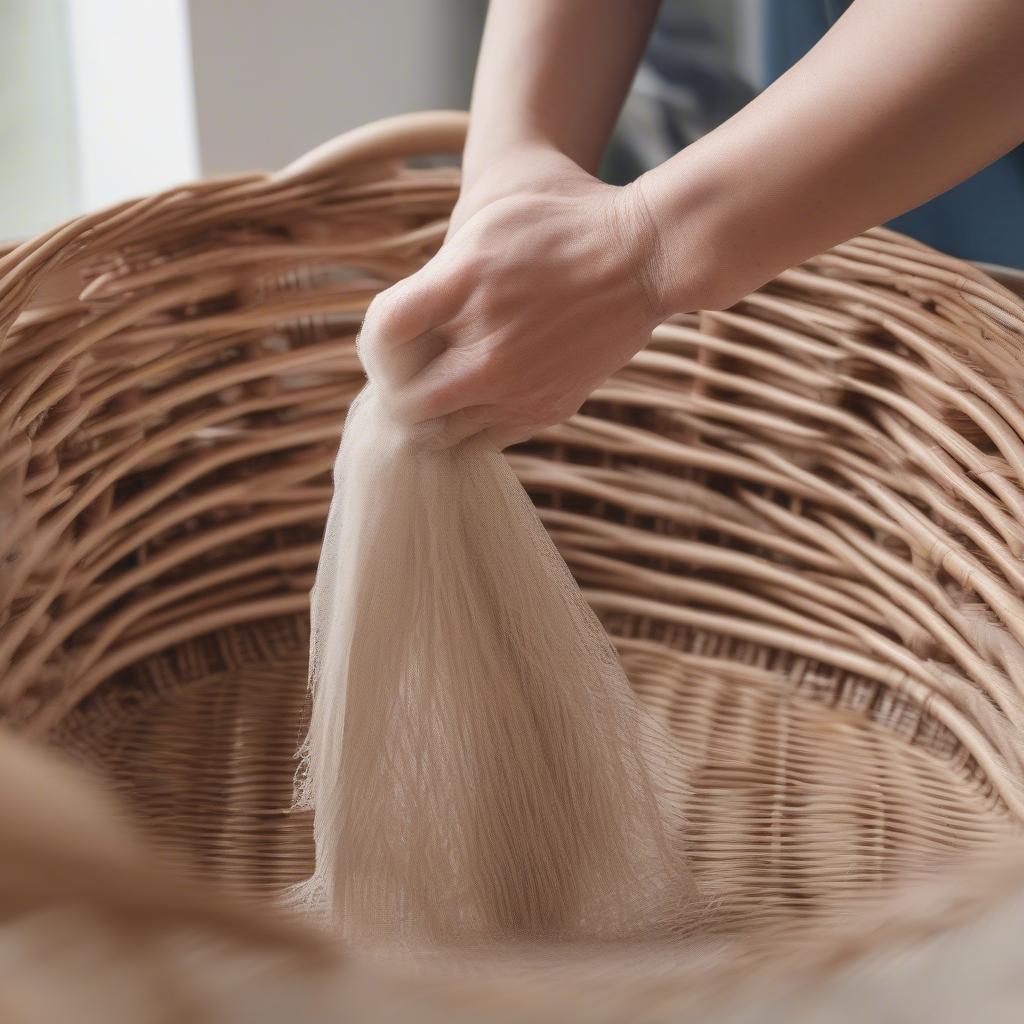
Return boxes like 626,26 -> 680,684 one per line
378,330 -> 449,392
413,405 -> 501,451
413,409 -> 536,453
388,343 -> 478,425
388,344 -> 543,450
358,263 -> 463,386
484,422 -> 536,452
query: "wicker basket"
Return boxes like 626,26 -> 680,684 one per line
3,110 -> 1024,970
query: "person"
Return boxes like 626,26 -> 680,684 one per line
360,0 -> 1024,451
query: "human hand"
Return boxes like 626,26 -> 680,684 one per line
358,149 -> 672,451
445,142 -> 584,239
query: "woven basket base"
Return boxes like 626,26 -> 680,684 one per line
55,613 -> 1015,943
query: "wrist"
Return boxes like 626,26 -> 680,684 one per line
610,177 -> 671,325
460,133 -> 562,196
633,150 -> 753,315
451,140 -> 580,239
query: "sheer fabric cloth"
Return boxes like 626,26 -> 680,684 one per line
291,378 -> 697,947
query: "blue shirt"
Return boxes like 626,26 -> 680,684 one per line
764,0 -> 1024,268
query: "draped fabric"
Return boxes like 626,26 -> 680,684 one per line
289,379 -> 697,947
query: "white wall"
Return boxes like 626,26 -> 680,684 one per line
186,0 -> 481,175
0,0 -> 79,240
66,0 -> 199,211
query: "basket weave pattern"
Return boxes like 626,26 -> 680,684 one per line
2,112 -> 1024,947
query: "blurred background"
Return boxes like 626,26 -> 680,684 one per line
0,0 -> 765,239
3,0 -> 1022,267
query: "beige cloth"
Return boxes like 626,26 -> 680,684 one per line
290,382 -> 697,947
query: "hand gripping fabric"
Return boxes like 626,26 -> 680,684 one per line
289,371 -> 698,948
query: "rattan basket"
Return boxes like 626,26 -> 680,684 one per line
3,110 -> 1024,984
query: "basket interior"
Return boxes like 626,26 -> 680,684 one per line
57,609 -> 1014,945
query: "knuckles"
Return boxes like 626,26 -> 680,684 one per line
449,246 -> 491,286
365,285 -> 412,341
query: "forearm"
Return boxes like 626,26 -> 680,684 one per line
462,0 -> 660,187
641,0 -> 1024,312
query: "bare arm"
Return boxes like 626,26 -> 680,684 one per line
643,0 -> 1024,310
461,0 -> 659,185
446,0 -> 658,238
